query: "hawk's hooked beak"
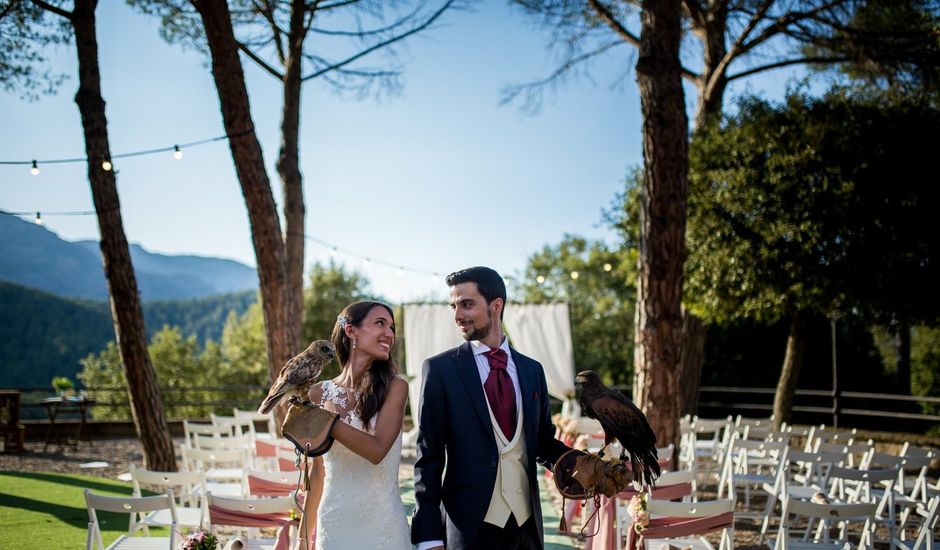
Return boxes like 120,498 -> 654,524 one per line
575,373 -> 588,384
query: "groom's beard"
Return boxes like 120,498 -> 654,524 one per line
464,309 -> 497,341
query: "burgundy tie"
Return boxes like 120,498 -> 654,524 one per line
483,347 -> 516,440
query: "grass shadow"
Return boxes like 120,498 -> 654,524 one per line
0,471 -> 134,495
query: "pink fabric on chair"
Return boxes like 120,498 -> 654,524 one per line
208,505 -> 299,550
583,483 -> 694,550
278,457 -> 297,471
255,440 -> 279,457
247,475 -> 298,497
626,511 -> 734,550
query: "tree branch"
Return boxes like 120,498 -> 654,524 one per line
31,0 -> 72,19
586,0 -> 640,47
250,0 -> 286,65
237,41 -> 285,79
301,0 -> 454,82
726,55 -> 848,82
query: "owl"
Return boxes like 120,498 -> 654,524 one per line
258,339 -> 335,414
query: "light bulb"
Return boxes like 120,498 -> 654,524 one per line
570,271 -> 579,280
603,263 -> 612,272
330,247 -> 337,257
536,275 -> 545,284
363,258 -> 371,267
431,273 -> 439,283
34,212 -> 42,225
173,145 -> 182,160
398,267 -> 405,276
30,160 -> 39,176
101,160 -> 112,171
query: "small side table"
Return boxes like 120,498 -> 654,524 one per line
40,396 -> 96,451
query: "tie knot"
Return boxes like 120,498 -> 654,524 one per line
484,347 -> 508,370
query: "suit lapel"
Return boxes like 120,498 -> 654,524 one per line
454,341 -> 492,430
511,348 -> 538,450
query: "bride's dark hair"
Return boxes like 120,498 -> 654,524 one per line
331,301 -> 398,428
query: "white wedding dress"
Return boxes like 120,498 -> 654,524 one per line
316,380 -> 411,550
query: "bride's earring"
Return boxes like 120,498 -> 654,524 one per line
352,337 -> 357,349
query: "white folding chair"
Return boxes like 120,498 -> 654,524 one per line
183,420 -> 232,448
770,498 -> 876,550
210,413 -> 255,439
893,495 -> 939,550
234,408 -> 277,441
180,446 -> 246,497
825,465 -> 902,549
634,498 -> 734,550
246,469 -> 300,498
206,493 -> 298,550
718,434 -> 788,517
193,433 -> 251,451
84,489 -> 178,550
128,464 -> 207,530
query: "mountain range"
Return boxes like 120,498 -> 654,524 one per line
0,211 -> 258,301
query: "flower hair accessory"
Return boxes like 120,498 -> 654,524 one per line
337,314 -> 350,328
628,492 -> 650,534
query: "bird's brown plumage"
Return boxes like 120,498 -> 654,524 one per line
575,369 -> 660,488
258,340 -> 335,414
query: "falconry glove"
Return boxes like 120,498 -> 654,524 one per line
281,400 -> 341,457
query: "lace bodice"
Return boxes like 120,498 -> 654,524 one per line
315,380 -> 409,549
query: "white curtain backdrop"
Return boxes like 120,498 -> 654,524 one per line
402,303 -> 575,427
503,303 -> 576,401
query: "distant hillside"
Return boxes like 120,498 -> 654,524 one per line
0,212 -> 258,300
0,281 -> 256,388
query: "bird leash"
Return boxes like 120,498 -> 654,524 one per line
293,443 -> 313,550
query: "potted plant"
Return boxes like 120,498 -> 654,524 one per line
51,376 -> 74,398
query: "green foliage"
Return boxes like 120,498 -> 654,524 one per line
78,263 -> 377,417
143,290 -> 257,344
686,90 -> 940,326
911,325 -> 940,424
301,261 -> 378,381
0,1 -> 69,100
513,234 -> 637,386
51,376 -> 73,392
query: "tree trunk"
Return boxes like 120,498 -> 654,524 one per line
71,0 -> 176,471
195,3 -> 296,398
633,0 -> 689,451
773,312 -> 808,429
692,4 -> 729,128
678,309 -> 706,416
277,0 -> 306,355
896,319 -> 911,394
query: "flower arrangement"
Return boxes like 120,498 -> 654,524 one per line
627,492 -> 650,534
51,376 -> 74,395
179,529 -> 219,550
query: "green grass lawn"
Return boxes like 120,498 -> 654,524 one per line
0,471 -> 164,550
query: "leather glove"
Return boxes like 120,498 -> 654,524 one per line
280,401 -> 340,457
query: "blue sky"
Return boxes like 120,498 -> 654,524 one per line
0,2 -> 803,303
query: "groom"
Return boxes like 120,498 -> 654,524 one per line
412,266 -> 571,549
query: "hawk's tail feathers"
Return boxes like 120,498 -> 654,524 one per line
631,447 -> 662,488
257,386 -> 288,414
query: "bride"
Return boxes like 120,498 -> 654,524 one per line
303,301 -> 410,550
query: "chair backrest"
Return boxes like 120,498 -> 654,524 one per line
183,420 -> 233,448
246,470 -> 300,497
211,413 -> 255,438
894,495 -> 939,550
84,489 -> 178,550
234,408 -> 277,436
643,498 -> 735,550
777,499 -> 876,549
129,464 -> 206,508
193,433 -> 251,451
181,446 -> 247,470
206,493 -> 298,547
646,497 -> 734,517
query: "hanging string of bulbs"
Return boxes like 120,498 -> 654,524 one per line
0,132 -> 245,175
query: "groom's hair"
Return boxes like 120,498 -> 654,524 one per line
446,266 -> 507,319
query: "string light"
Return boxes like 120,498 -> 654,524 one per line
363,258 -> 371,268
34,212 -> 42,225
398,267 -> 405,276
536,275 -> 545,284
330,246 -> 338,257
603,263 -> 612,272
1,130 -> 248,170
101,160 -> 112,171
570,271 -> 579,280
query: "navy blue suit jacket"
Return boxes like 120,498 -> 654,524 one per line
410,341 -> 569,549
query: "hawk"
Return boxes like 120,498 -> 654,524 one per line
575,370 -> 661,488
258,340 -> 335,414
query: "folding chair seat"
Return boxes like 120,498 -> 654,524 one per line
84,489 -> 178,550
129,464 -> 207,530
206,493 -> 299,550
627,498 -> 734,550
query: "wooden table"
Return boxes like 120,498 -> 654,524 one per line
40,396 -> 95,451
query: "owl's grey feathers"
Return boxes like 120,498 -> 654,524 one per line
258,339 -> 335,414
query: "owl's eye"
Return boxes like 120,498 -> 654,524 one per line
320,345 -> 331,353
